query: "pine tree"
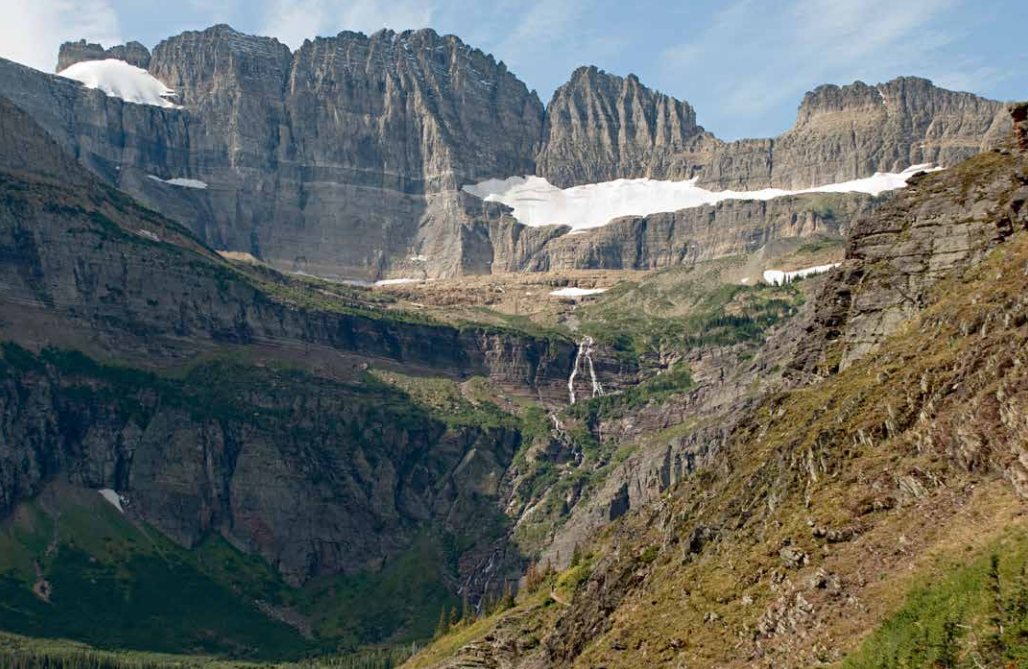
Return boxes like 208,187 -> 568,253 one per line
570,544 -> 582,568
460,592 -> 473,627
500,581 -> 516,610
935,618 -> 961,668
434,606 -> 450,639
987,553 -> 1008,658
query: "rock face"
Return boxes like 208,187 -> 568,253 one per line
6,25 -> 545,280
57,39 -> 152,71
538,73 -> 1011,191
488,192 -> 876,272
535,66 -> 720,188
1013,102 -> 1028,152
727,77 -> 1013,190
0,28 -> 1009,281
793,142 -> 1028,376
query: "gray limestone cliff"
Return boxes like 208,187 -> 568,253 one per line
537,71 -> 1010,190
535,66 -> 720,188
0,28 -> 1010,282
56,39 -> 152,71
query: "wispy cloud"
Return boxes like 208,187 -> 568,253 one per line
339,0 -> 435,35
261,0 -> 435,49
261,0 -> 327,48
0,0 -> 122,72
660,0 -> 967,136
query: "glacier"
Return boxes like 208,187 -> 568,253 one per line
463,165 -> 939,232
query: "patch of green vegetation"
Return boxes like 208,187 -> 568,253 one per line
296,534 -> 459,650
840,531 -> 1028,669
365,371 -> 517,431
796,236 -> 846,256
0,497 -> 309,660
0,630 -> 419,669
576,264 -> 805,361
567,365 -> 694,423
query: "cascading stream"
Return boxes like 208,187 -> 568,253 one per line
568,336 -> 604,405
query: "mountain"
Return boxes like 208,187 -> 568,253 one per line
0,27 -> 1010,282
535,65 -> 721,187
537,69 -> 1011,190
1,20 -> 1026,668
402,103 -> 1028,669
0,91 -> 633,654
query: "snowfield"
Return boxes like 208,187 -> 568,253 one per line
549,287 -> 608,297
148,175 -> 208,189
58,59 -> 180,108
463,165 -> 939,232
763,263 -> 841,286
98,489 -> 125,513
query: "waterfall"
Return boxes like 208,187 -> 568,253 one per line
568,339 -> 585,404
568,336 -> 605,405
584,337 -> 605,398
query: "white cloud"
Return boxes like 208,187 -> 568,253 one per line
0,0 -> 122,73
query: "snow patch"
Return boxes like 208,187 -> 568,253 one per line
148,175 -> 208,189
58,60 -> 180,108
98,489 -> 125,513
550,287 -> 608,298
463,165 -> 939,232
375,278 -> 422,286
137,229 -> 160,242
763,263 -> 841,286
409,255 -> 428,262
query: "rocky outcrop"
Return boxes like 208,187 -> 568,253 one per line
535,66 -> 720,188
488,192 -> 875,272
57,39 -> 152,71
793,142 -> 1028,376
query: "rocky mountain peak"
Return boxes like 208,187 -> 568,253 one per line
56,39 -> 151,72
536,64 -> 717,187
794,79 -> 885,122
149,24 -> 293,106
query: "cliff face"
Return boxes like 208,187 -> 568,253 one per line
487,192 -> 876,272
0,29 -> 1009,282
535,66 -> 720,188
1,25 -> 545,280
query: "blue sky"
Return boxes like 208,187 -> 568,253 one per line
1,0 -> 1025,139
